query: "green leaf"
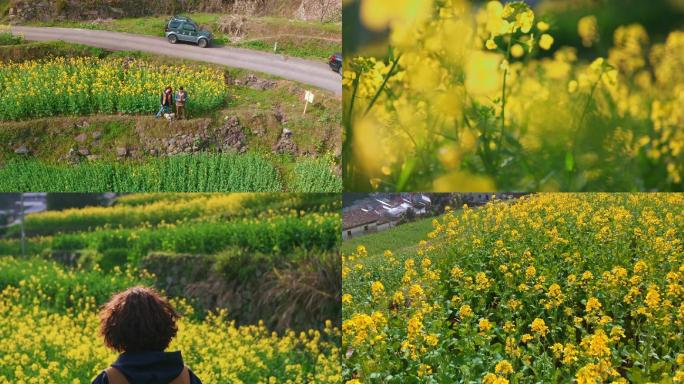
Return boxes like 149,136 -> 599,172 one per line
396,157 -> 416,191
565,151 -> 575,172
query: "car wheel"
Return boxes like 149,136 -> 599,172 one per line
198,38 -> 208,48
168,34 -> 178,44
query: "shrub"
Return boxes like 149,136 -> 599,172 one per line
0,30 -> 22,46
98,248 -> 130,271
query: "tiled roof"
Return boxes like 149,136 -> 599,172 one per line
343,208 -> 381,230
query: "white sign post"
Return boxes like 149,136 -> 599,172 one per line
303,90 -> 315,115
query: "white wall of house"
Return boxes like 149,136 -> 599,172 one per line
377,221 -> 395,231
342,221 -> 378,240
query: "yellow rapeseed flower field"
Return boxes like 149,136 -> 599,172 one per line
0,258 -> 341,384
342,193 -> 684,383
344,0 -> 684,191
20,193 -> 254,234
0,57 -> 227,120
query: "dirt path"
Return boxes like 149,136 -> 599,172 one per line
12,26 -> 342,95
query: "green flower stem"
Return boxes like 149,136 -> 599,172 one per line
567,67 -> 604,187
497,38 -> 513,169
363,53 -> 402,117
343,74 -> 360,184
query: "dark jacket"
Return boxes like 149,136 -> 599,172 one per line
92,351 -> 202,384
161,91 -> 174,107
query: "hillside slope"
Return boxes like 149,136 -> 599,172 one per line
5,0 -> 341,22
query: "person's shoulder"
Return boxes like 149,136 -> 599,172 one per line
188,367 -> 202,384
92,371 -> 108,384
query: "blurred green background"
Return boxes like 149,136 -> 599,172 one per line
344,0 -> 684,57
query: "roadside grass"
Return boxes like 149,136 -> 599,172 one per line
0,1 -> 8,23
0,30 -> 20,45
228,81 -> 341,157
340,215 -> 441,256
0,24 -> 20,45
231,16 -> 340,59
25,13 -> 341,60
256,16 -> 340,33
235,38 -> 336,61
0,40 -> 107,61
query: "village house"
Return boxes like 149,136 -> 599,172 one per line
342,193 -> 432,239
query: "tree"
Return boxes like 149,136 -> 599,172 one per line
46,193 -> 109,211
0,194 -> 20,211
399,207 -> 416,224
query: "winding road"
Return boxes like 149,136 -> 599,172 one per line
11,26 -> 342,95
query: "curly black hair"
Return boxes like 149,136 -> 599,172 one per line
99,286 -> 179,353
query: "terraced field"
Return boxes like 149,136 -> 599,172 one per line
0,39 -> 342,192
0,193 -> 342,383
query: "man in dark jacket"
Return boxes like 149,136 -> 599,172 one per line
91,287 -> 202,384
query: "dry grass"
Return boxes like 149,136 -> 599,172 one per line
261,251 -> 341,330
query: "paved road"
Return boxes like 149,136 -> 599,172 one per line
12,26 -> 342,95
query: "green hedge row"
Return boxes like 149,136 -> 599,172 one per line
0,212 -> 341,262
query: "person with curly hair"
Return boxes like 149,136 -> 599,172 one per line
91,286 -> 202,384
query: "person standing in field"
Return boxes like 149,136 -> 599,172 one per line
91,286 -> 202,384
175,87 -> 188,120
156,87 -> 174,118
